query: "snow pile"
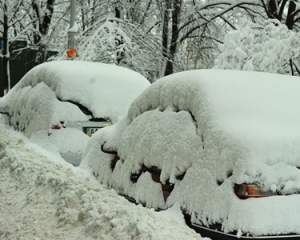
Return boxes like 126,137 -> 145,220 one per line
214,19 -> 300,75
82,69 -> 300,236
0,126 -> 206,240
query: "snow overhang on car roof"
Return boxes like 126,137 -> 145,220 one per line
128,69 -> 300,151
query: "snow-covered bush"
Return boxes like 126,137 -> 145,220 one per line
214,19 -> 300,75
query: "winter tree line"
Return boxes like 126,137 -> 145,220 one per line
1,0 -> 300,86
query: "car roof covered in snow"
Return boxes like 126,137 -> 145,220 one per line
129,69 -> 300,153
1,60 -> 150,123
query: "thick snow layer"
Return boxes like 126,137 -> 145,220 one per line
214,19 -> 300,75
82,69 -> 300,236
0,60 -> 150,164
0,125 -> 207,240
1,60 -> 150,124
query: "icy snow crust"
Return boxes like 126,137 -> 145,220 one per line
0,60 -> 149,163
81,69 -> 300,236
0,127 -> 205,240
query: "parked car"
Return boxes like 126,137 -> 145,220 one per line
0,60 -> 150,166
80,69 -> 300,239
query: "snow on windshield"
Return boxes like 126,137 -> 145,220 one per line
81,69 -> 300,236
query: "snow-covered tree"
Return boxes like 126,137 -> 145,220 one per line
214,19 -> 300,75
74,20 -> 162,81
52,0 -> 163,82
5,0 -> 300,89
0,0 -> 32,95
0,0 -> 70,95
260,0 -> 300,30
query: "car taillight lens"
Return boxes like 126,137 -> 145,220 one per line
235,184 -> 274,199
52,122 -> 65,130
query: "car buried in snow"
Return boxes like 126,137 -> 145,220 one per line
0,60 -> 150,166
80,69 -> 300,240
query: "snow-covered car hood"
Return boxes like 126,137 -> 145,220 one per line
81,69 -> 300,237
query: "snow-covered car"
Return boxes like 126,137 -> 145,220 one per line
0,60 -> 150,166
81,69 -> 300,239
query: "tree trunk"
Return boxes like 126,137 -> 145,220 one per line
32,0 -> 56,64
91,0 -> 96,28
162,0 -> 170,68
80,1 -> 86,31
1,3 -> 10,96
286,1 -> 296,30
290,59 -> 294,76
114,1 -> 125,64
164,0 -> 181,76
268,0 -> 279,19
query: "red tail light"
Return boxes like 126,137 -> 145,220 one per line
52,125 -> 61,130
52,122 -> 65,130
235,184 -> 274,199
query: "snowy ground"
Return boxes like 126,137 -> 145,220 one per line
0,123 -> 207,240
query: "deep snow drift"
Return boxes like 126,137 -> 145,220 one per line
0,124 -> 207,240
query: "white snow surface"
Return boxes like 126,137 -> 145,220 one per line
0,122 -> 206,240
214,19 -> 300,75
82,69 -> 300,236
1,60 -> 150,124
0,60 -> 150,165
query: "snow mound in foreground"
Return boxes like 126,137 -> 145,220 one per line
0,128 -> 206,240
